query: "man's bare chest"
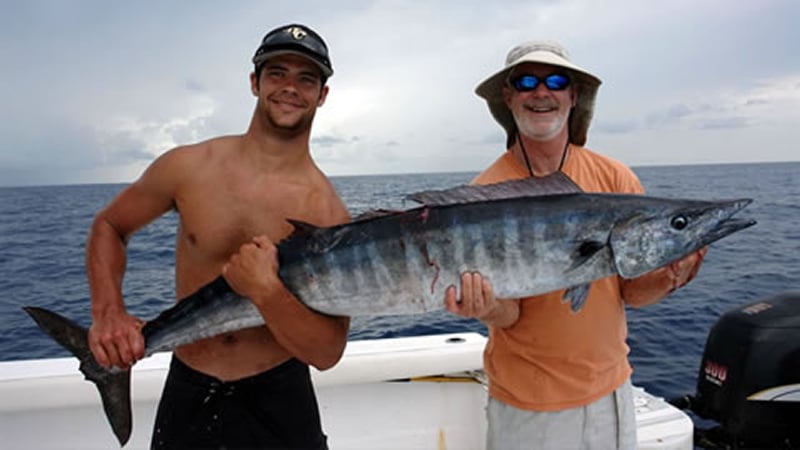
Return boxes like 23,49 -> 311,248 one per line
174,182 -> 324,262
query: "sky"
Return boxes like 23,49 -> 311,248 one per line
1,0 -> 798,187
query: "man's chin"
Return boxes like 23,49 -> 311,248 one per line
270,120 -> 311,137
517,118 -> 568,141
519,127 -> 562,141
262,108 -> 317,136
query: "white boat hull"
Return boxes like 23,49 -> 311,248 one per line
0,333 -> 692,449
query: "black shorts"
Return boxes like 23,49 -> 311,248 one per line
150,356 -> 328,450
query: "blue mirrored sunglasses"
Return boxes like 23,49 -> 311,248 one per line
509,73 -> 571,92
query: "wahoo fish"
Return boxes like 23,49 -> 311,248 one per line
24,172 -> 755,446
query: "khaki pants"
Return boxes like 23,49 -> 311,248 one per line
486,379 -> 637,450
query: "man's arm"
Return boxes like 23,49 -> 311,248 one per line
222,235 -> 349,370
86,150 -> 183,368
621,248 -> 707,308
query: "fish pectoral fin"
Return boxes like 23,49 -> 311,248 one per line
567,240 -> 606,271
562,284 -> 591,312
561,240 -> 604,311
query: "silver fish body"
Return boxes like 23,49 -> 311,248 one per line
143,186 -> 755,353
280,193 -> 752,316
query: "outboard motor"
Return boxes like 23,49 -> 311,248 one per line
670,292 -> 800,449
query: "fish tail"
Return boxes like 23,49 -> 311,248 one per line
23,306 -> 133,447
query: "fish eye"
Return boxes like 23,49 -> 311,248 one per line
671,215 -> 688,230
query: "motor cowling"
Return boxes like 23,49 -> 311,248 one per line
690,291 -> 800,448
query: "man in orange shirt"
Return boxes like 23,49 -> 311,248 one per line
444,41 -> 706,449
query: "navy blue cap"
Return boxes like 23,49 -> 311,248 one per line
252,24 -> 333,78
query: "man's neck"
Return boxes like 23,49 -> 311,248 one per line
512,133 -> 570,177
242,116 -> 314,173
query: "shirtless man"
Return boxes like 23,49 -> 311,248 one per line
85,24 -> 349,449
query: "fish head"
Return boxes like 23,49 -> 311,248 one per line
610,198 -> 756,279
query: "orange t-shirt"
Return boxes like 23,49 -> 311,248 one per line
473,145 -> 644,411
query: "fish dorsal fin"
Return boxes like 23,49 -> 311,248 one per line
280,218 -> 347,255
285,219 -> 321,240
352,208 -> 405,221
406,172 -> 583,206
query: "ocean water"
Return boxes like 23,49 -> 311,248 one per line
0,161 -> 797,405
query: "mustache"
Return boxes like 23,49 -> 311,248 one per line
524,100 -> 560,109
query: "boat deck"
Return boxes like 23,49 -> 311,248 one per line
0,333 -> 692,449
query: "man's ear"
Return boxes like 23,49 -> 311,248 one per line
250,71 -> 259,96
317,85 -> 330,107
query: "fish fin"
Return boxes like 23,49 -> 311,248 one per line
352,208 -> 405,221
563,284 -> 590,312
282,219 -> 348,254
23,306 -> 133,446
567,240 -> 606,271
285,219 -> 321,238
93,369 -> 133,447
407,172 -> 583,206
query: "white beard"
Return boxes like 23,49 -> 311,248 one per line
516,111 -> 569,141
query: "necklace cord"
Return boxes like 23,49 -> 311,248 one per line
517,133 -> 570,177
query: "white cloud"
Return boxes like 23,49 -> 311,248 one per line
1,0 -> 798,186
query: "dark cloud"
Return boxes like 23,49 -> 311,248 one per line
594,120 -> 638,134
0,118 -> 97,167
697,117 -> 750,130
604,97 -> 755,135
645,103 -> 693,127
0,165 -> 61,187
184,78 -> 207,93
311,135 -> 348,147
312,135 -> 361,148
641,101 -> 752,131
0,113 -> 159,187
744,98 -> 770,107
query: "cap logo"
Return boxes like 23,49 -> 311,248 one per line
288,26 -> 307,40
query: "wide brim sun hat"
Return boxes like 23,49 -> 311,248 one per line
475,40 -> 601,147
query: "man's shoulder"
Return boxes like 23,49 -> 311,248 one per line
573,146 -> 638,178
570,146 -> 642,193
141,135 -> 243,188
574,146 -> 631,171
157,135 -> 242,164
310,166 -> 351,224
176,135 -> 242,153
473,152 -> 526,185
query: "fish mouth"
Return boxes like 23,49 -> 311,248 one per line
699,198 -> 757,247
